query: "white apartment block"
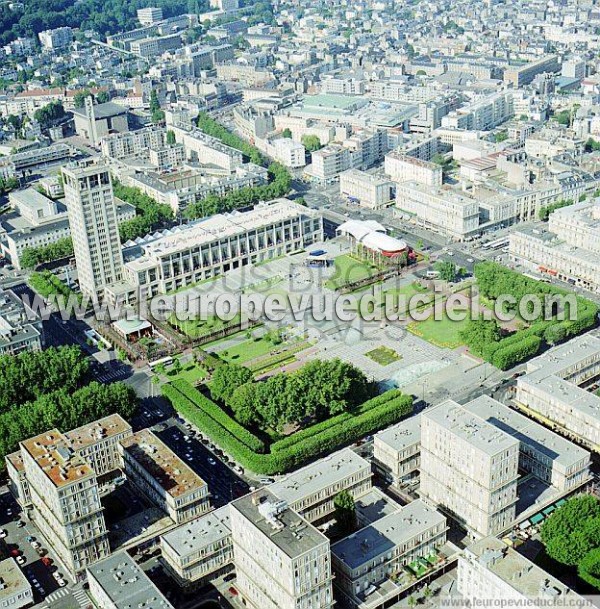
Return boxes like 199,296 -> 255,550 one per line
396,181 -> 480,240
230,490 -> 334,609
384,151 -> 443,187
515,335 -> 600,450
118,199 -> 323,298
63,160 -> 124,301
310,145 -> 353,181
331,500 -> 447,607
6,452 -> 31,512
137,6 -> 163,25
268,448 -> 372,524
65,414 -> 132,481
257,137 -> 306,168
441,91 -> 514,131
420,401 -> 520,538
0,558 -> 33,609
458,537 -> 590,605
149,145 -> 186,170
119,429 -> 211,524
373,415 -> 421,486
462,396 -> 591,492
339,169 -> 393,209
171,124 -> 243,172
160,505 -> 233,587
20,430 -> 110,580
100,126 -> 166,159
87,551 -> 174,609
38,27 -> 73,50
321,77 -> 366,96
509,212 -> 600,293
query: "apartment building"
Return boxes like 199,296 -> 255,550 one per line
0,289 -> 43,355
160,505 -> 233,588
321,77 -> 366,96
118,199 -> 323,298
5,452 -> 31,512
65,414 -> 132,482
373,415 -> 421,486
331,500 -> 447,607
515,335 -> 600,450
458,537 -> 589,604
87,552 -> 174,609
503,55 -> 560,87
310,145 -> 353,181
137,6 -> 163,25
395,182 -> 480,240
100,126 -> 166,159
509,226 -> 600,293
130,33 -> 183,58
462,396 -> 591,492
441,91 -> 514,131
420,401 -> 520,538
339,169 -> 393,209
38,27 -> 73,50
268,448 -> 372,524
384,152 -> 443,187
119,430 -> 210,525
63,160 -> 125,301
549,200 -> 600,253
171,123 -> 243,172
0,558 -> 33,609
20,430 -> 110,580
0,144 -> 72,180
230,490 -> 334,609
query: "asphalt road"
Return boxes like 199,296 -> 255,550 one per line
153,419 -> 250,506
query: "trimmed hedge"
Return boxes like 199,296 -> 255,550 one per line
491,335 -> 542,370
162,384 -> 413,475
170,379 -> 266,453
271,412 -> 353,453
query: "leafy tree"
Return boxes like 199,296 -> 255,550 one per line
540,496 -> 600,567
579,548 -> 600,589
334,490 -> 356,534
21,236 -> 73,269
150,90 -> 164,123
166,130 -> 176,145
33,101 -> 65,128
73,91 -> 92,108
301,134 -> 322,152
495,131 -> 508,143
96,90 -> 110,104
434,260 -> 457,282
229,383 -> 262,427
282,128 -> 292,139
459,319 -> 500,357
210,363 -> 254,405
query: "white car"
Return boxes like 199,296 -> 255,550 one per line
56,578 -> 66,587
16,556 -> 26,565
31,541 -> 41,549
0,529 -> 7,538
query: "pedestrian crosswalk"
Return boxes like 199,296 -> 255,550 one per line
97,369 -> 128,383
40,586 -> 89,609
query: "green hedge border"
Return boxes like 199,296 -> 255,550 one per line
162,382 -> 413,475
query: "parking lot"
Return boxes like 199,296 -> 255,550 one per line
154,418 -> 251,507
0,490 -> 75,606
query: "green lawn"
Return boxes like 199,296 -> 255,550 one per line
365,346 -> 402,366
165,360 -> 207,385
325,255 -> 381,290
215,336 -> 283,364
168,313 -> 241,339
406,311 -> 469,349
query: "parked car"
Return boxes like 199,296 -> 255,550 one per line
0,529 -> 7,539
16,556 -> 26,565
41,557 -> 52,567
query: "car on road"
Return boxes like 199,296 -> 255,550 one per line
31,541 -> 41,550
16,556 -> 26,565
10,549 -> 20,557
260,478 -> 274,485
229,587 -> 238,596
0,529 -> 7,539
207,457 -> 216,466
41,557 -> 52,567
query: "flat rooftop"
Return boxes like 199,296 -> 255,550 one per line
465,536 -> 586,601
332,500 -> 446,570
423,400 -> 519,456
231,489 -> 328,559
66,414 -> 132,452
0,558 -> 31,600
355,487 -> 402,526
128,198 -> 315,265
119,429 -> 207,499
462,395 -> 590,470
269,448 -> 370,507
161,505 -> 231,558
20,430 -> 95,489
518,335 -> 600,420
87,552 -> 173,609
375,415 -> 421,452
